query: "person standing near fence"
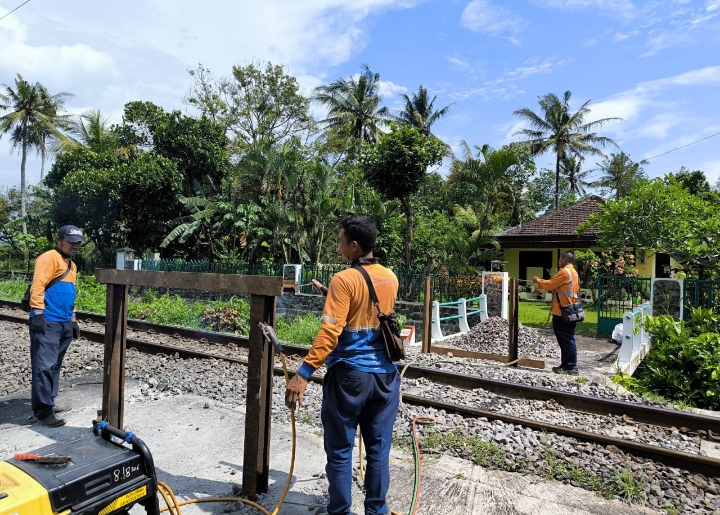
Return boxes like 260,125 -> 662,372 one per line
28,225 -> 84,427
533,251 -> 580,375
285,215 -> 400,515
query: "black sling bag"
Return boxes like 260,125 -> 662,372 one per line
352,261 -> 405,362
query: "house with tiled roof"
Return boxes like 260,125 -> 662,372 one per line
497,196 -> 671,281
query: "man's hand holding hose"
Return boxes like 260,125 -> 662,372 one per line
285,374 -> 308,410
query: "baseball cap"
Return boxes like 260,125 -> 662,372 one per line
58,225 -> 84,243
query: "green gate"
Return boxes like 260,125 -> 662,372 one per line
597,276 -> 651,335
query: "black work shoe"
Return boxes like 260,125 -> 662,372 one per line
552,366 -> 579,376
37,413 -> 66,427
53,404 -> 72,413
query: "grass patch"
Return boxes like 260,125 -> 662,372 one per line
519,300 -> 598,336
422,428 -> 506,468
0,275 -> 28,301
276,314 -> 322,347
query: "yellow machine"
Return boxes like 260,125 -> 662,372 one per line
0,422 -> 159,515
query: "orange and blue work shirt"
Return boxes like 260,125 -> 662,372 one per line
29,249 -> 77,322
536,264 -> 580,316
297,263 -> 399,379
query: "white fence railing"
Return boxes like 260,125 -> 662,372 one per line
615,303 -> 651,375
431,295 -> 488,342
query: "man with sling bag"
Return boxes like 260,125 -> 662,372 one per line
285,216 -> 400,515
28,225 -> 84,427
533,251 -> 581,375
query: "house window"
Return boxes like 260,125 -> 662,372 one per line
519,251 -> 554,281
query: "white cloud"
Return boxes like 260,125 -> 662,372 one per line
460,0 -> 529,39
708,1 -> 720,12
613,30 -> 640,41
532,0 -> 638,19
450,57 -> 570,102
700,159 -> 720,186
589,65 -> 720,127
0,9 -> 118,81
446,57 -> 474,73
378,80 -> 408,99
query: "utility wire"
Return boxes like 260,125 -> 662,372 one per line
0,0 -> 30,22
644,132 -> 720,161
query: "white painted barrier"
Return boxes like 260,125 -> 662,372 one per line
430,295 -> 487,343
615,303 -> 651,375
482,271 -> 508,319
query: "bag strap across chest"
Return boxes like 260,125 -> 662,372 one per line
352,263 -> 384,316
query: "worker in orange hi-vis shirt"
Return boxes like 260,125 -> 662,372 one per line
533,251 -> 580,375
28,225 -> 84,427
285,215 -> 399,515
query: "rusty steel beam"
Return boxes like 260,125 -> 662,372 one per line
242,295 -> 277,499
507,278 -> 519,366
422,276 -> 432,354
94,269 -> 283,297
102,283 -> 128,429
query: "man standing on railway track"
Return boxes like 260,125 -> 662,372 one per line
28,225 -> 84,427
533,251 -> 580,375
285,215 -> 400,515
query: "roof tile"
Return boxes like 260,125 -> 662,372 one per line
499,196 -> 603,238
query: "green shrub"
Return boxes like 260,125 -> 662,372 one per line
0,275 -> 28,302
276,313 -> 321,347
620,308 -> 720,410
199,297 -> 250,335
75,276 -> 107,313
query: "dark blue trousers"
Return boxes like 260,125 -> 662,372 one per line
30,321 -> 73,421
552,315 -> 577,369
321,364 -> 400,515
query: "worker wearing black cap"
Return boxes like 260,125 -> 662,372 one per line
28,225 -> 84,427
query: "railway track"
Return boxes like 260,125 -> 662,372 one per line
1,300 -> 719,478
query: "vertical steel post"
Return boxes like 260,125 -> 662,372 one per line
422,276 -> 433,354
242,294 -> 277,499
102,283 -> 128,429
507,278 -> 519,366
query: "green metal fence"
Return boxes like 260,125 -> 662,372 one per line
597,276 -> 652,335
597,276 -> 720,334
683,279 -> 720,317
140,259 -> 283,277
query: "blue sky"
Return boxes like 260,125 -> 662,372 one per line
1,0 -> 719,191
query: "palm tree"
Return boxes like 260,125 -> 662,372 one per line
561,155 -> 594,196
447,142 -> 520,241
0,75 -> 72,232
513,91 -> 621,211
59,110 -> 118,154
590,152 -> 647,200
312,64 -> 390,144
392,85 -> 454,140
28,86 -> 72,184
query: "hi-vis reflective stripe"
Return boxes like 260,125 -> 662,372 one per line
556,268 -> 578,299
98,485 -> 147,515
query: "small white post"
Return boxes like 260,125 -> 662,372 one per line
478,295 -> 488,323
640,303 -> 650,344
431,301 -> 444,341
458,298 -> 469,333
618,311 -> 634,365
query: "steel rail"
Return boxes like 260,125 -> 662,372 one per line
402,394 -> 720,478
2,301 -> 720,435
1,308 -> 718,477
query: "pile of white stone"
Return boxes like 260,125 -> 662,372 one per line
440,317 -> 561,359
